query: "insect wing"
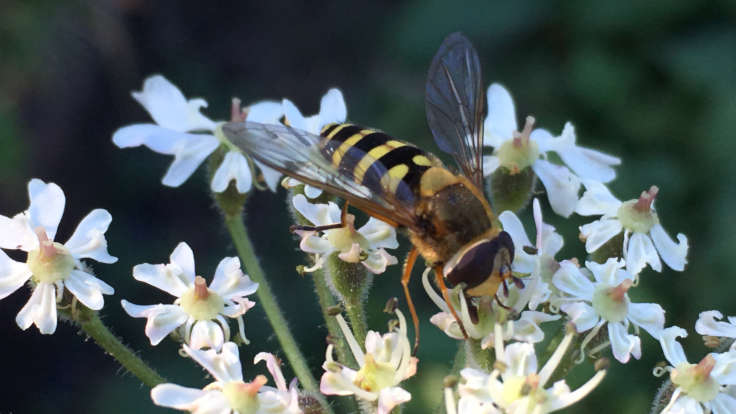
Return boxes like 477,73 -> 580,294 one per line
425,32 -> 485,189
222,121 -> 417,228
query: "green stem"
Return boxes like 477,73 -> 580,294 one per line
72,305 -> 165,388
327,255 -> 370,346
223,214 -> 330,412
312,267 -> 353,366
465,338 -> 495,372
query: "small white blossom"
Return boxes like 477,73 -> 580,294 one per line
657,326 -> 736,414
553,258 -> 665,363
499,198 -> 564,310
457,328 -> 606,413
151,342 -> 302,414
121,242 -> 258,350
292,194 -> 398,274
112,74 -> 284,192
483,83 -> 620,217
422,268 -> 559,350
696,310 -> 736,351
576,181 -> 688,274
320,309 -> 417,414
0,179 -> 116,334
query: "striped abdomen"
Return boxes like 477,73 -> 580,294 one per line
319,123 -> 441,204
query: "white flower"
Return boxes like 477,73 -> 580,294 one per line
281,88 -> 347,198
320,309 -> 417,414
151,342 -> 302,414
457,328 -> 606,413
576,181 -> 688,274
483,83 -> 620,217
292,194 -> 398,274
657,326 -> 736,414
553,258 -> 665,363
112,74 -> 284,192
121,242 -> 258,350
423,268 -> 559,350
696,310 -> 736,351
499,198 -> 564,310
0,179 -> 116,334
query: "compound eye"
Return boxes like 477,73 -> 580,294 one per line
445,238 -> 499,289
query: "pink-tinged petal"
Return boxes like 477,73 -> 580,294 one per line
210,151 -> 252,193
532,160 -> 580,218
576,180 -> 622,217
64,209 -> 117,263
377,387 -> 411,414
362,249 -> 398,274
28,179 -> 65,241
628,302 -> 665,338
160,134 -> 219,187
245,100 -> 283,123
482,155 -> 500,176
209,257 -> 257,299
65,270 -> 113,310
16,282 -> 57,334
318,88 -> 347,127
131,75 -> 215,132
659,326 -> 689,366
358,218 -> 398,249
0,213 -> 37,251
696,310 -> 736,338
255,352 -> 288,391
579,218 -> 622,253
669,396 -> 704,414
121,300 -> 188,345
188,320 -> 225,350
221,298 -> 255,318
712,392 -> 736,414
292,194 -> 340,226
549,123 -> 620,183
553,260 -> 594,300
608,322 -> 641,363
184,342 -> 243,382
0,250 -> 31,299
626,232 -> 661,274
499,211 -> 535,274
254,160 -> 283,192
484,83 -> 517,147
151,384 -> 228,413
559,302 -> 599,332
650,223 -> 688,271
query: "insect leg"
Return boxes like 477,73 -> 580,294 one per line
290,201 -> 351,232
434,266 -> 469,339
401,247 -> 421,354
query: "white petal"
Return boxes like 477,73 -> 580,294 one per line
696,310 -> 736,338
532,160 -> 580,218
282,99 -> 307,130
586,258 -> 626,286
255,160 -> 283,192
358,218 -> 398,249
189,320 -> 225,350
28,179 -> 65,241
712,352 -> 736,385
626,232 -> 661,274
304,184 -> 323,199
499,211 -> 535,273
0,213 -> 37,251
513,311 -> 560,343
579,218 -> 622,253
131,75 -> 215,132
151,384 -> 228,413
559,302 -> 600,332
292,194 -> 340,226
608,322 -> 641,363
65,270 -> 113,310
184,342 -> 243,382
628,302 -> 665,338
377,387 -> 411,414
64,209 -> 117,263
112,124 -> 186,150
549,123 -> 620,182
318,88 -> 348,127
430,312 -> 466,340
575,180 -> 622,216
160,134 -> 219,187
552,260 -> 594,300
0,250 -> 31,299
650,223 -> 688,271
669,396 -> 704,414
362,249 -> 398,274
210,151 -> 252,193
209,256 -> 257,299
659,326 -> 689,366
503,342 -> 538,376
170,242 -> 196,280
299,233 -> 333,254
245,100 -> 283,123
712,393 -> 736,414
121,300 -> 188,345
484,83 -> 517,147
530,128 -> 555,154
483,155 -> 500,176
254,352 -> 288,392
16,282 -> 57,334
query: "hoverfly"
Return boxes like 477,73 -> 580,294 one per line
223,32 -> 519,351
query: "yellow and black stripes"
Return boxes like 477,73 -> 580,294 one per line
320,123 -> 436,203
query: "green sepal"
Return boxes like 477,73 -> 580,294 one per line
487,166 -> 536,214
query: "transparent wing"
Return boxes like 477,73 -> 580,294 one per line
222,121 -> 418,228
425,32 -> 485,189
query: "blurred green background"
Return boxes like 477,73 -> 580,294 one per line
1,0 -> 735,412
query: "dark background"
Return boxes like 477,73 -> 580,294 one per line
1,1 -> 735,412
